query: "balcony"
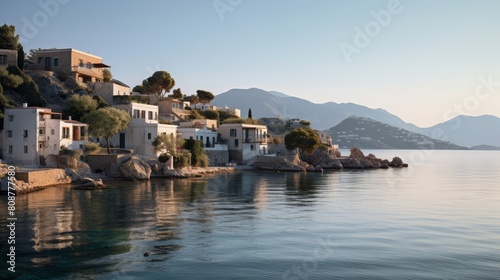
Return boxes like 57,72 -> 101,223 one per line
38,121 -> 45,127
72,66 -> 103,79
244,138 -> 267,143
38,135 -> 46,142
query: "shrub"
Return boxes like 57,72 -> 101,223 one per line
58,71 -> 70,82
158,153 -> 170,163
173,154 -> 191,168
83,142 -> 101,154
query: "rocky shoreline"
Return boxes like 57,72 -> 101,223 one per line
250,147 -> 408,172
1,147 -> 406,194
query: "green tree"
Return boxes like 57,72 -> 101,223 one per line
82,107 -> 131,154
4,65 -> 47,106
132,85 -> 144,94
200,109 -> 219,121
196,90 -> 214,105
169,88 -> 184,99
152,133 -> 184,156
92,95 -> 109,109
284,127 -> 321,155
0,68 -> 23,88
248,108 -> 252,119
183,94 -> 199,108
65,94 -> 98,121
299,120 -> 311,126
218,110 -> 239,123
139,71 -> 175,100
102,69 -> 112,82
184,139 -> 209,167
0,24 -> 24,69
0,24 -> 20,50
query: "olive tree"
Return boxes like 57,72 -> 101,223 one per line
82,107 -> 130,154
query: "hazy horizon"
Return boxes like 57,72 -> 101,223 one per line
2,0 -> 499,127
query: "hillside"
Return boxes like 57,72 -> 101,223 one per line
212,88 -> 419,131
327,117 -> 467,150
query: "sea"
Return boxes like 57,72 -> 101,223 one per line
1,150 -> 499,280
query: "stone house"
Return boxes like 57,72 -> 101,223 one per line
0,49 -> 18,68
26,48 -> 110,83
218,123 -> 269,164
92,79 -> 131,105
109,103 -> 177,158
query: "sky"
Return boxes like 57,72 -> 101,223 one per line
1,0 -> 500,127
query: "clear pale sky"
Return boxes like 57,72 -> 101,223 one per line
2,0 -> 500,127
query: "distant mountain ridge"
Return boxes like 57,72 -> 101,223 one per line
213,88 -> 500,148
328,116 -> 466,150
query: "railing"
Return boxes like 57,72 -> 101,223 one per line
244,138 -> 267,143
71,66 -> 103,78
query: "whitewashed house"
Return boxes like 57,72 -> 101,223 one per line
218,123 -> 269,164
2,104 -> 88,166
92,79 -> 131,105
178,119 -> 229,166
109,103 -> 177,157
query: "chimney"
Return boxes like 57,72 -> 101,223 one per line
22,103 -> 28,108
69,116 -> 72,120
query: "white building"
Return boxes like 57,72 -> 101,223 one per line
178,120 -> 229,166
218,123 -> 269,164
199,104 -> 241,118
109,103 -> 177,157
2,104 -> 88,166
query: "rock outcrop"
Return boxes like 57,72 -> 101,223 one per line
104,155 -> 152,180
301,148 -> 343,169
248,155 -> 305,172
73,177 -> 105,190
45,154 -> 78,169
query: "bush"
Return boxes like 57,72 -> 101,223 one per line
158,153 -> 170,163
83,142 -> 101,154
59,148 -> 83,159
159,119 -> 173,125
174,154 -> 191,168
222,118 -> 259,125
131,95 -> 150,104
57,71 -> 70,82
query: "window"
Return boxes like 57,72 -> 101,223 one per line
8,145 -> 13,154
7,130 -> 12,138
53,57 -> 59,67
234,139 -> 239,148
147,133 -> 151,140
148,111 -> 153,120
39,129 -> 44,135
79,59 -> 83,67
230,129 -> 237,137
0,55 -> 6,65
250,144 -> 254,151
189,136 -> 193,140
39,143 -> 43,149
200,136 -> 203,142
24,146 -> 28,153
133,109 -> 140,118
141,110 -> 146,119
87,62 -> 92,69
63,127 -> 70,139
23,130 -> 28,138
38,57 -> 43,64
54,144 -> 57,150
8,115 -> 14,122
51,129 -> 55,135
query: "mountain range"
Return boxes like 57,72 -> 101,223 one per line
213,88 -> 500,148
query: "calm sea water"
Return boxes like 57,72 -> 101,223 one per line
1,150 -> 500,280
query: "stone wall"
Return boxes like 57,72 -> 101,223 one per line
85,154 -> 124,172
15,169 -> 71,187
206,150 -> 229,166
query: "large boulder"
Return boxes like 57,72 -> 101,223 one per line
390,157 -> 404,167
76,161 -> 91,176
338,158 -> 364,169
118,156 -> 152,180
249,156 -> 304,172
349,147 -> 365,159
301,148 -> 343,169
